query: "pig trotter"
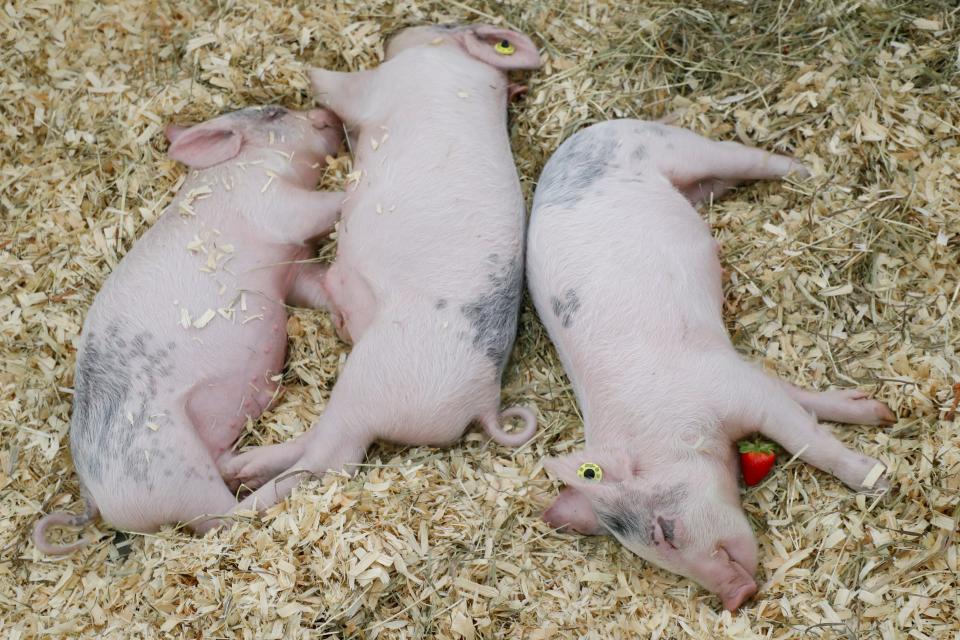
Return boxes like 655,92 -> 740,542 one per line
287,263 -> 331,310
481,405 -> 537,447
33,495 -> 100,555
219,440 -> 305,493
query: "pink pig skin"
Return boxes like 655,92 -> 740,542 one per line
32,106 -> 344,554
221,24 -> 542,510
527,121 -> 897,611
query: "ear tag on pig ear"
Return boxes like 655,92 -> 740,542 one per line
494,39 -> 516,55
577,463 -> 603,482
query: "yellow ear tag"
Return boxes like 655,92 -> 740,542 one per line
577,463 -> 603,482
494,39 -> 515,55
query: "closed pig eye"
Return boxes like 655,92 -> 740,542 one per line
261,106 -> 286,121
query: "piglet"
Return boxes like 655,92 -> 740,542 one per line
33,106 -> 344,553
220,23 -> 542,510
526,121 -> 896,610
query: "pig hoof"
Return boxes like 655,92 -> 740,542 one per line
219,453 -> 273,492
841,456 -> 889,493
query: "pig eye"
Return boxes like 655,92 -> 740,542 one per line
577,463 -> 603,482
261,106 -> 285,121
494,39 -> 516,55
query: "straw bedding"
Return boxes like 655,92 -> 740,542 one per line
2,0 -> 958,638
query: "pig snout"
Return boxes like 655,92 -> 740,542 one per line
721,577 -> 758,612
708,547 -> 757,611
307,108 -> 341,132
697,540 -> 759,611
306,108 -> 343,153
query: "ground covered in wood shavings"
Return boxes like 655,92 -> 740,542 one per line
2,0 -> 958,638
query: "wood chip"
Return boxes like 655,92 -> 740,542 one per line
8,3 -> 958,638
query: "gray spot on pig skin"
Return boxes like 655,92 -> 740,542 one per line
550,289 -> 581,328
70,325 -> 174,486
534,129 -> 617,209
236,105 -> 287,121
435,299 -> 447,310
460,253 -> 523,371
631,145 -> 646,162
657,516 -> 676,545
639,123 -> 668,138
598,507 -> 646,540
597,484 -> 688,547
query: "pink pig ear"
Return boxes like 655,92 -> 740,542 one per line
543,449 -> 633,497
544,487 -> 605,535
164,124 -> 189,144
458,25 -> 541,70
166,120 -> 243,169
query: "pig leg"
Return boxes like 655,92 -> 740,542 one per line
287,263 -> 331,310
321,262 -> 379,344
230,317 -> 463,513
309,68 -> 378,126
231,412 -> 372,513
728,366 -> 889,491
268,189 -> 344,245
93,408 -> 239,535
219,439 -> 305,493
681,178 -> 738,205
645,124 -> 809,205
224,333 -> 385,507
777,381 -> 897,426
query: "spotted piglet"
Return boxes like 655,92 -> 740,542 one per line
527,121 -> 896,610
33,106 -> 344,553
220,23 -> 542,510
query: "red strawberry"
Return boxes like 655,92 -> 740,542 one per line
739,440 -> 776,486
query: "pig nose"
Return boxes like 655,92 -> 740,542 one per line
307,108 -> 341,130
721,579 -> 758,611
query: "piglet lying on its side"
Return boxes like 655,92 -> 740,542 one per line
33,106 -> 344,553
220,23 -> 542,509
527,121 -> 896,610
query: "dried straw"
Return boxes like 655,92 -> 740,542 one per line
2,0 -> 958,638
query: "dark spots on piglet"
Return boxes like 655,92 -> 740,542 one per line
435,299 -> 447,310
550,289 -> 581,328
598,506 -> 646,541
631,145 -> 647,162
657,516 -> 676,545
641,123 -> 669,138
238,105 -> 287,121
597,483 -> 689,547
70,324 -> 174,486
461,253 -> 523,372
534,128 -> 617,209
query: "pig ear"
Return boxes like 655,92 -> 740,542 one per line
544,487 -> 604,535
458,26 -> 541,70
166,120 -> 243,169
543,449 -> 632,497
164,124 -> 189,144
